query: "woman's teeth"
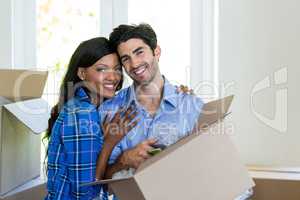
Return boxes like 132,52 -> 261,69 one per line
103,84 -> 115,90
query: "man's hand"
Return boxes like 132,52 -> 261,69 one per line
118,139 -> 157,169
177,84 -> 194,95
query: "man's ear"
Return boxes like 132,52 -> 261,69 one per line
77,68 -> 86,80
154,45 -> 161,60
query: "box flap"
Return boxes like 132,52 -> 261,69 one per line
80,177 -> 145,200
110,178 -> 145,200
0,96 -> 12,106
194,95 -> 234,131
3,98 -> 51,134
0,69 -> 48,102
80,177 -> 132,187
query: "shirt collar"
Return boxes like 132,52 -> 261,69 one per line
75,87 -> 91,103
127,76 -> 178,108
163,78 -> 178,107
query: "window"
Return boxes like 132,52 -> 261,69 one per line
36,0 -> 100,174
37,0 -> 100,106
128,0 -> 191,86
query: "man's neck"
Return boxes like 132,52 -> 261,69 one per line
134,74 -> 164,115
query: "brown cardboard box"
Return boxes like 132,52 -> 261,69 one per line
249,166 -> 300,200
0,177 -> 46,200
0,69 -> 50,196
86,96 -> 255,200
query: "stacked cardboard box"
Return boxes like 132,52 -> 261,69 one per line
0,69 -> 49,196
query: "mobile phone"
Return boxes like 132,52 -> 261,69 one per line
148,148 -> 162,156
148,144 -> 166,156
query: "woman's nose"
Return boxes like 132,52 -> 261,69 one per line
105,70 -> 119,81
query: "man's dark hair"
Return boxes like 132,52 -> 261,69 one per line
109,23 -> 157,53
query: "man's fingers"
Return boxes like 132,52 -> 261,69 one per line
133,159 -> 144,169
138,150 -> 150,159
144,138 -> 157,146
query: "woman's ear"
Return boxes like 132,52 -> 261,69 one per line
77,68 -> 86,80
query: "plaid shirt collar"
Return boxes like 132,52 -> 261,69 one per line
75,87 -> 91,103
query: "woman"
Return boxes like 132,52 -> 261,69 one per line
45,37 -> 138,200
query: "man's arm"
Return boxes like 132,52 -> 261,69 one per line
104,139 -> 157,179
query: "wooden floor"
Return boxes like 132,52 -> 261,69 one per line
2,170 -> 300,200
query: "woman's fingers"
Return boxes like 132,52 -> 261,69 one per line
123,105 -> 134,117
111,106 -> 124,123
125,118 -> 140,133
112,105 -> 133,123
104,105 -> 139,136
102,112 -> 110,127
123,110 -> 138,125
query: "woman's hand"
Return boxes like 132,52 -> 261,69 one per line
96,106 -> 139,180
102,106 -> 139,148
177,85 -> 194,95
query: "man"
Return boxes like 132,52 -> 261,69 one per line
98,23 -> 253,200
99,23 -> 203,178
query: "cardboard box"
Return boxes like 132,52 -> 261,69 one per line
0,176 -> 46,200
86,96 -> 255,200
249,166 -> 300,200
0,69 -> 50,196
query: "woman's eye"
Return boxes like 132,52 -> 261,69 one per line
96,68 -> 106,72
115,67 -> 122,72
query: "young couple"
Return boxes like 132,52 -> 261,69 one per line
45,23 -> 203,200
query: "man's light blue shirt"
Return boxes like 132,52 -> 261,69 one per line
99,78 -> 204,165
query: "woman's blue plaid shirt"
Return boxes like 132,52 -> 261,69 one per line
45,87 -> 108,200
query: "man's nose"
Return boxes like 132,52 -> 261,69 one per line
131,57 -> 142,68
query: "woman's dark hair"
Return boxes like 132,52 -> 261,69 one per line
45,37 -> 123,141
109,23 -> 157,53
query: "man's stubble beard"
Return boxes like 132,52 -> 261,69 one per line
134,59 -> 160,88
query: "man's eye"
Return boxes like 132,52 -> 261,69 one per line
121,57 -> 128,63
137,51 -> 143,55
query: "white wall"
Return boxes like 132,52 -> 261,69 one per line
99,0 -> 128,37
0,0 -> 36,69
191,0 -> 218,91
219,0 -> 300,167
0,0 -> 13,68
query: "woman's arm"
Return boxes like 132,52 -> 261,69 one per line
55,103 -> 114,199
95,106 -> 139,180
95,143 -> 115,180
104,158 -> 128,179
